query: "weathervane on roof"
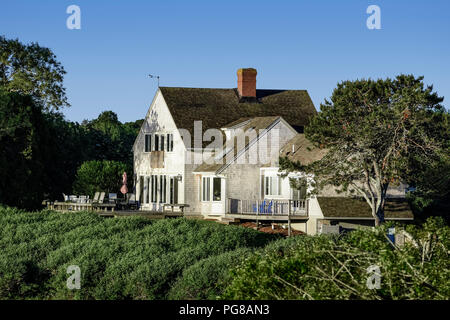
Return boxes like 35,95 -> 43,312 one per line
148,74 -> 160,87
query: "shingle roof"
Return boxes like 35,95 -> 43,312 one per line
317,197 -> 414,219
159,87 -> 316,147
278,133 -> 328,166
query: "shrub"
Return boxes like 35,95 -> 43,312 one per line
222,217 -> 449,300
72,160 -> 130,197
0,206 -> 277,300
168,248 -> 251,300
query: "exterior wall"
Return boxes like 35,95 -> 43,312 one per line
305,197 -> 325,235
184,149 -> 203,214
226,164 -> 261,202
133,90 -> 186,210
291,222 -> 307,233
223,119 -> 297,204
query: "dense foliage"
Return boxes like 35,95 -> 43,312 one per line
72,160 -> 131,198
168,248 -> 250,300
0,206 -> 447,300
0,88 -> 58,209
0,87 -> 141,209
0,36 -> 68,111
222,217 -> 449,300
0,206 -> 276,299
0,36 -> 143,209
281,75 -> 449,225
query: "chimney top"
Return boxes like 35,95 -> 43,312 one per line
237,68 -> 257,98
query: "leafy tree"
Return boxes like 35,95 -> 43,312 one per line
0,35 -> 68,111
42,112 -> 94,199
72,160 -> 131,197
80,111 -> 143,169
0,88 -> 51,209
281,75 -> 448,225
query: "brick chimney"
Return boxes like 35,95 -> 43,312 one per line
237,68 -> 257,97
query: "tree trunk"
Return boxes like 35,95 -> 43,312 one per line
376,205 -> 385,225
372,200 -> 385,227
372,206 -> 381,226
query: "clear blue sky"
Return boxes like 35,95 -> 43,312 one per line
1,0 -> 449,123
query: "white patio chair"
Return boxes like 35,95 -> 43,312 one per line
98,192 -> 106,204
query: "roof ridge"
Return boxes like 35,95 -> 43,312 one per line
160,86 -> 308,92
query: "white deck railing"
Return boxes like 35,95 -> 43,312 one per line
227,199 -> 308,216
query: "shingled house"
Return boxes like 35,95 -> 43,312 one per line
133,68 -> 413,235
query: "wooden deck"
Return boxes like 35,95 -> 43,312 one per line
98,210 -> 183,219
224,213 -> 308,221
227,199 -> 309,217
46,202 -> 184,219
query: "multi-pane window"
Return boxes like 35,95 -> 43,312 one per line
265,176 -> 281,196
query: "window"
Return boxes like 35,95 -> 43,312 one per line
139,176 -> 144,203
154,135 -> 159,151
202,177 -> 221,202
160,135 -> 165,152
144,134 -> 152,152
147,133 -> 172,152
146,177 -> 150,203
265,176 -> 281,196
213,178 -> 221,201
160,175 -> 166,203
170,177 -> 178,204
202,177 -> 211,201
151,175 -> 157,202
167,134 -> 174,152
292,186 -> 306,200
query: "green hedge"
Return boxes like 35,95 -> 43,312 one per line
168,248 -> 250,300
0,206 -> 277,299
1,205 -> 447,300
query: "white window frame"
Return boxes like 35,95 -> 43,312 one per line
144,134 -> 152,153
202,177 -> 211,202
166,133 -> 174,152
264,175 -> 282,197
201,176 -> 223,202
147,133 -> 174,152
